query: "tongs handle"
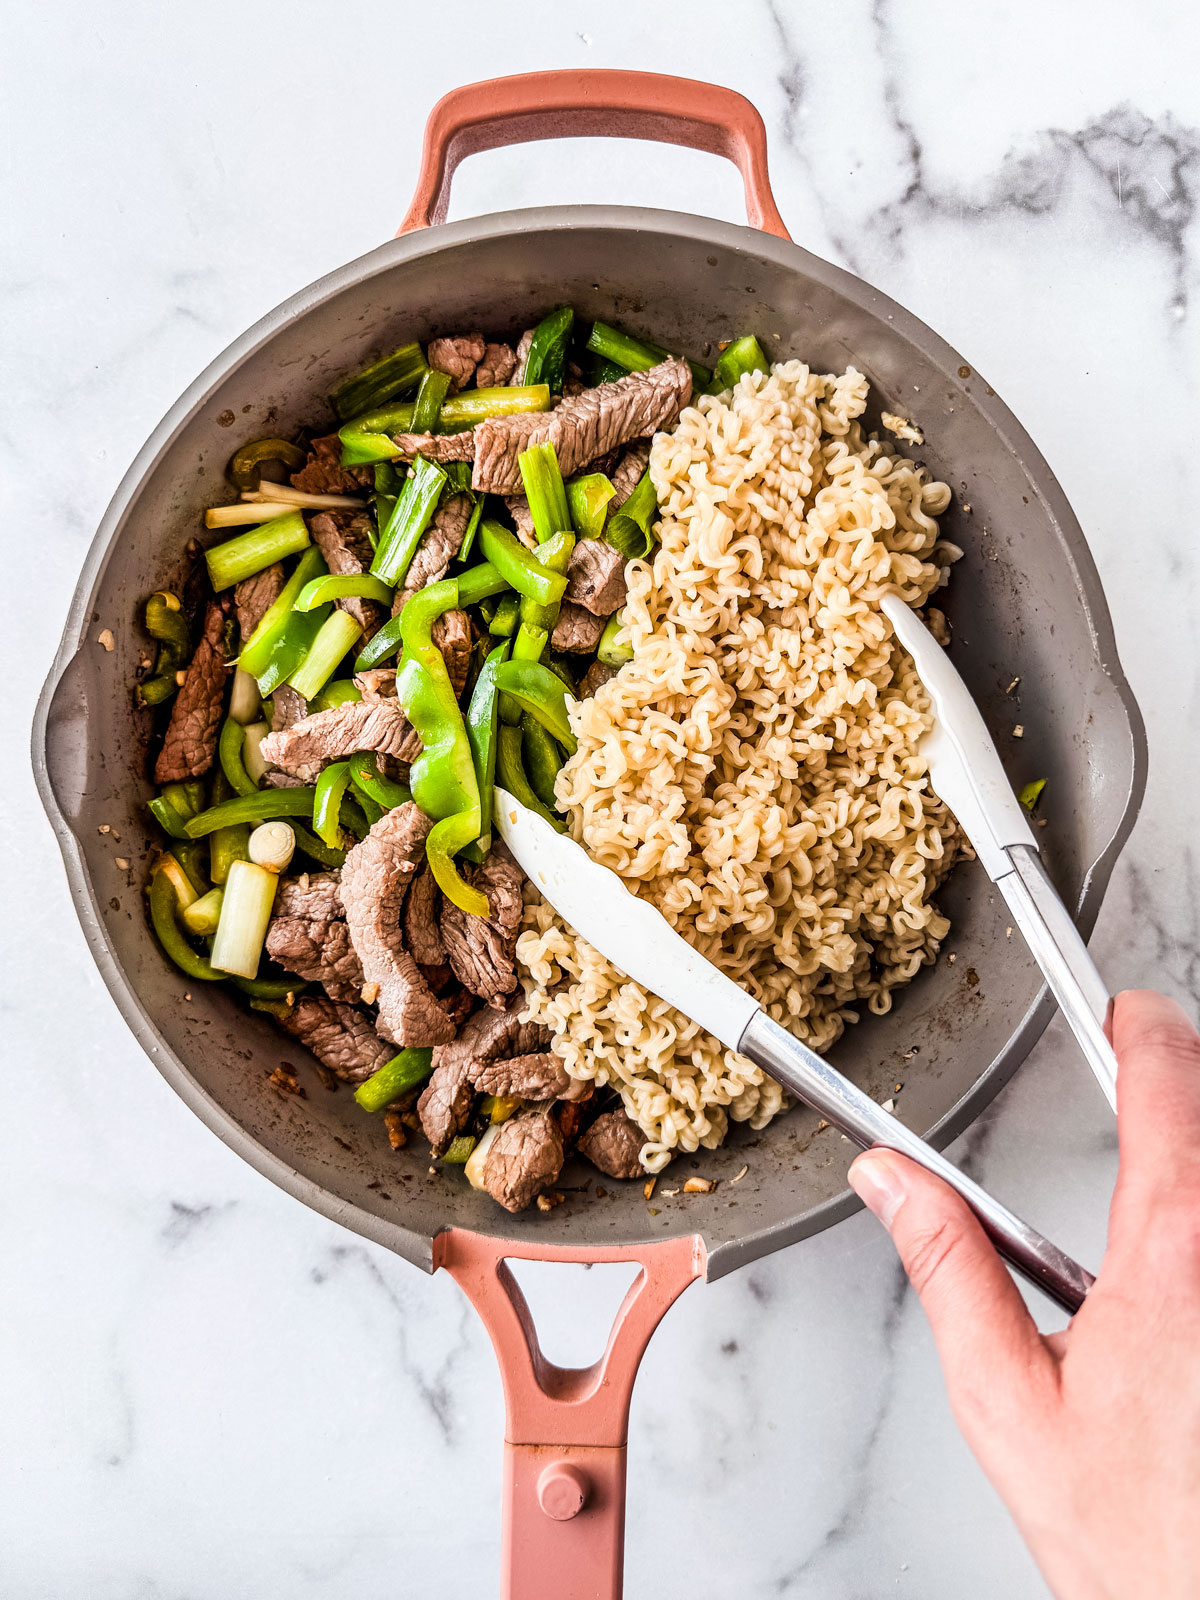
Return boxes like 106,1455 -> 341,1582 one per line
998,846 -> 1118,1110
738,1011 -> 1095,1314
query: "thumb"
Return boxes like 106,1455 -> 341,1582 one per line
849,1150 -> 1056,1430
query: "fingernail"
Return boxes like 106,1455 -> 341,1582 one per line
849,1155 -> 907,1229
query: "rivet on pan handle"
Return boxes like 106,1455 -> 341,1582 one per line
397,69 -> 792,240
435,1228 -> 705,1600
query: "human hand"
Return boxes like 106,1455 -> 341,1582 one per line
849,990 -> 1200,1600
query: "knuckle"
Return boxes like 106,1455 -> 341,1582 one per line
1123,1020 -> 1200,1071
903,1217 -> 962,1295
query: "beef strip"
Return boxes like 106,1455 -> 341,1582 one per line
389,431 -> 477,466
277,997 -> 391,1084
510,328 -> 535,385
471,358 -> 691,494
551,600 -> 606,654
395,493 -> 473,605
427,332 -> 486,390
472,1052 -> 586,1101
564,540 -> 627,616
476,342 -> 516,390
271,684 -> 308,731
439,842 -> 524,1006
419,991 -> 552,1153
403,865 -> 446,966
309,511 -> 385,636
234,562 -> 284,641
482,1110 -> 565,1212
434,607 -> 472,700
154,600 -> 229,783
578,659 -> 617,699
261,697 -> 420,778
504,495 -> 537,548
339,803 -> 460,1047
608,440 -> 651,506
354,667 -> 395,698
266,871 -> 363,1003
290,434 -> 373,497
577,1109 -> 646,1180
262,771 -> 306,788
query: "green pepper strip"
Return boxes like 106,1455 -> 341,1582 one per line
466,641 -> 510,854
521,714 -> 564,811
147,793 -> 192,840
517,530 -> 575,649
149,863 -> 224,980
330,340 -> 428,423
354,1047 -> 434,1114
521,306 -> 574,393
348,750 -> 411,812
137,591 -> 190,708
440,1134 -> 478,1165
478,520 -> 568,607
458,495 -> 485,563
496,723 -> 563,831
185,788 -> 359,838
411,368 -> 452,434
174,840 -> 210,897
295,573 -> 394,612
352,788 -> 384,827
395,579 -> 489,918
605,470 -> 658,560
308,677 -> 362,712
566,473 -> 616,540
218,718 -> 258,798
354,561 -> 508,673
228,437 -> 307,491
708,335 -> 769,394
239,545 -> 330,692
230,972 -> 310,1001
371,456 -> 448,587
314,761 -> 353,849
488,593 -> 520,638
492,659 -> 577,752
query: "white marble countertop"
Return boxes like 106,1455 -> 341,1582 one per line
5,3 -> 1198,1595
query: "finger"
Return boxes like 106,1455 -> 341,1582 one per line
850,1151 -> 1057,1434
1110,990 -> 1200,1221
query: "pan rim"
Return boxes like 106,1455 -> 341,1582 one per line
32,203 -> 1147,1278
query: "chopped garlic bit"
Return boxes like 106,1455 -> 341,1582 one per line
881,1098 -> 896,1114
660,1188 -> 679,1198
97,628 -> 115,651
731,1164 -> 749,1184
683,1176 -> 716,1194
361,981 -> 380,1006
1012,724 -> 1024,738
115,857 -> 130,870
816,1119 -> 830,1132
643,1177 -> 657,1201
880,411 -> 925,446
1006,677 -> 1021,694
537,1190 -> 565,1213
98,824 -> 111,835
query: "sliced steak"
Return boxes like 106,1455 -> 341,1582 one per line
154,600 -> 229,783
476,342 -> 516,390
551,600 -> 606,654
354,667 -> 395,698
419,991 -> 552,1153
510,327 -> 535,385
262,770 -> 306,788
403,866 -> 446,966
433,607 -> 472,701
473,1052 -> 585,1101
577,1109 -> 646,1179
234,562 -> 284,641
564,540 -> 627,616
261,697 -> 420,778
271,684 -> 308,731
417,1060 -> 476,1157
395,492 -> 473,606
482,1110 -> 564,1212
608,440 -> 651,506
391,431 -> 476,465
440,842 -> 524,1006
427,332 -> 486,390
504,494 -> 536,546
267,871 -> 363,1003
340,804 -> 459,1047
309,511 -> 385,636
471,358 -> 691,494
578,659 -> 617,699
291,434 -> 372,497
277,997 -> 391,1085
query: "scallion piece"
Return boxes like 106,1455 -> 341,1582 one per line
488,593 -> 520,637
585,320 -> 711,389
205,511 -> 310,592
597,609 -> 634,667
566,473 -> 616,539
708,335 -> 769,394
354,1047 -> 434,1114
182,887 -> 225,937
605,472 -> 659,560
288,610 -> 363,702
294,573 -> 394,613
147,793 -> 192,840
248,820 -> 296,874
210,860 -> 278,980
338,385 -> 552,466
371,456 -> 448,586
229,666 -> 262,725
330,341 -> 428,423
218,718 -> 258,799
521,306 -> 574,392
204,502 -> 297,530
458,495 -> 485,563
518,441 -> 571,544
241,721 -> 272,786
411,368 -> 452,434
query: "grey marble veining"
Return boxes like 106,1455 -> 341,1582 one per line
4,2 -> 1198,1596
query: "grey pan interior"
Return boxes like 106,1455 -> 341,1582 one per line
33,207 -> 1146,1280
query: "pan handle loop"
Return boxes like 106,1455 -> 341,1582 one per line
397,69 -> 791,240
435,1228 -> 705,1600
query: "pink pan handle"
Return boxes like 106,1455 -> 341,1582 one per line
435,1229 -> 706,1600
398,69 -> 791,240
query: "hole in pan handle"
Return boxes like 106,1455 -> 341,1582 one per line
435,1228 -> 705,1600
397,69 -> 792,241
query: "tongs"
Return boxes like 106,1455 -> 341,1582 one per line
881,596 -> 1118,1110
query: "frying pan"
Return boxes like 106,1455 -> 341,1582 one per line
32,70 -> 1146,1598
